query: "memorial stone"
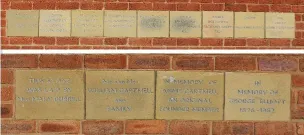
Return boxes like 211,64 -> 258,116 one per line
266,13 -> 295,38
235,12 -> 265,38
7,10 -> 39,36
170,11 -> 201,37
138,11 -> 169,37
202,11 -> 233,38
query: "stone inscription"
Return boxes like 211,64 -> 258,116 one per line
203,11 -> 233,38
15,70 -> 84,119
39,10 -> 71,37
266,13 -> 295,38
72,10 -> 103,37
104,10 -> 137,37
138,11 -> 169,37
86,71 -> 155,119
170,11 -> 201,37
7,10 -> 39,36
156,71 -> 224,120
225,72 -> 290,121
235,12 -> 265,38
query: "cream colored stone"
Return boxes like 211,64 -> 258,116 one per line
104,10 -> 136,37
71,10 -> 103,37
39,10 -> 71,37
86,71 -> 155,119
235,12 -> 265,38
170,11 -> 201,38
138,11 -> 169,37
156,71 -> 224,120
15,70 -> 84,119
266,13 -> 295,38
225,72 -> 291,121
7,10 -> 39,36
203,11 -> 233,38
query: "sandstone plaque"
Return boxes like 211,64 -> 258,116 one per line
104,10 -> 136,37
15,70 -> 84,119
266,13 -> 295,38
170,11 -> 201,37
86,71 -> 155,119
156,71 -> 224,120
138,11 -> 169,37
203,11 -> 233,38
7,10 -> 39,36
39,10 -> 71,37
71,10 -> 103,37
225,72 -> 291,121
235,12 -> 265,38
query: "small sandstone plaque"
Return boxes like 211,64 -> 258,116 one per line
138,11 -> 169,37
235,12 -> 265,38
156,71 -> 224,120
225,72 -> 291,121
7,10 -> 39,36
170,11 -> 201,38
104,10 -> 137,37
86,71 -> 155,119
71,10 -> 103,37
266,13 -> 295,38
39,10 -> 71,37
15,70 -> 84,119
203,11 -> 233,38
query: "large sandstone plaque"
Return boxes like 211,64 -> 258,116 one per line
71,10 -> 103,37
104,10 -> 137,37
7,10 -> 39,36
86,71 -> 155,119
202,11 -> 233,38
156,71 -> 224,120
138,11 -> 169,37
266,13 -> 295,38
235,12 -> 265,38
225,72 -> 291,121
170,11 -> 201,37
39,10 -> 71,37
15,70 -> 84,119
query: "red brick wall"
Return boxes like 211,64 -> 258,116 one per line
1,0 -> 304,50
1,54 -> 304,134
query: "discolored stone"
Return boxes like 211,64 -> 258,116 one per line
138,11 -> 169,37
170,11 -> 201,37
203,11 -> 234,38
1,120 -> 36,134
82,121 -> 124,135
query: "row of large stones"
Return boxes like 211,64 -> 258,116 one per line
16,70 -> 291,121
7,10 -> 295,38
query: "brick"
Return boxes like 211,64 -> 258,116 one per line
293,39 -> 304,46
11,2 -> 32,10
82,121 -> 123,135
130,3 -> 153,10
129,55 -> 170,69
292,105 -> 304,119
293,6 -> 304,13
39,121 -> 80,134
269,39 -> 291,46
153,38 -> 176,46
225,4 -> 247,11
213,122 -> 254,135
45,46 -> 69,49
297,23 -> 304,30
300,58 -> 304,72
247,39 -> 268,46
191,0 -> 213,3
298,91 -> 304,104
1,27 -> 6,37
1,104 -> 13,118
56,2 -> 79,10
298,123 -> 304,134
172,55 -> 214,70
22,46 -> 44,49
56,37 -> 79,45
1,55 -> 38,68
105,2 -> 128,10
1,37 -> 9,45
80,2 -> 104,10
126,120 -> 167,134
169,120 -> 209,135
1,19 -> 6,27
177,3 -> 200,11
271,5 -> 292,12
104,38 -> 127,45
201,3 -> 224,11
283,0 -> 299,4
224,39 -> 246,46
236,0 -> 258,3
1,46 -> 20,49
213,0 -> 235,3
255,122 -> 295,135
167,0 -> 189,2
1,2 -> 9,10
1,85 -> 13,101
39,55 -> 83,69
296,14 -> 302,21
292,74 -> 304,87
177,38 -> 200,46
1,69 -> 14,84
33,2 -> 56,9
33,37 -> 55,45
258,57 -> 298,71
80,38 -> 103,45
1,120 -> 36,134
248,5 -> 269,12
68,46 -> 92,50
215,57 -> 256,71
153,3 -> 176,11
10,37 -> 32,45
293,90 -> 297,104
85,55 -> 126,69
129,38 -> 152,46
296,32 -> 302,39
201,39 -> 223,46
